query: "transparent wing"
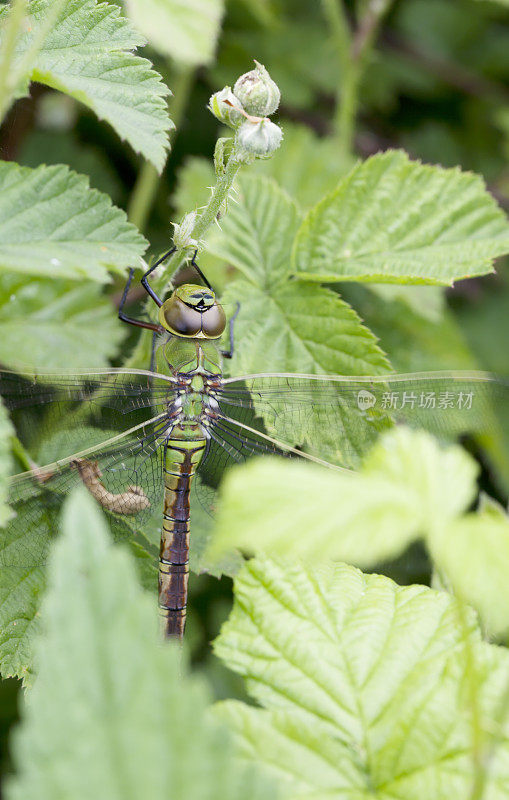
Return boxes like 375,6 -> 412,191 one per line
1,417 -> 167,571
218,371 -> 509,469
0,367 -> 175,415
195,402 -> 297,517
0,368 -> 177,571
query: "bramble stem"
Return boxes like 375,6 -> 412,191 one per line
327,0 -> 393,156
320,0 -> 350,73
128,67 -> 194,232
163,153 -> 242,286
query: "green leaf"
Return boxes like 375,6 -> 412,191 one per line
4,488 -> 275,800
206,176 -> 301,287
223,280 -> 390,377
206,176 -> 390,461
0,400 -> 13,528
1,0 -> 172,170
293,150 -> 509,285
214,557 -> 509,799
253,122 -> 354,208
205,175 -> 390,376
343,285 -> 477,373
126,0 -> 225,67
0,162 -> 147,282
0,426 -> 149,681
0,275 -> 126,371
189,479 -> 243,579
210,426 -> 478,566
429,506 -> 509,637
0,500 -> 57,682
221,278 -> 391,467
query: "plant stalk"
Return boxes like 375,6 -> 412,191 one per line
332,0 -> 394,156
10,433 -> 37,473
162,153 -> 242,287
320,0 -> 351,73
128,66 -> 194,232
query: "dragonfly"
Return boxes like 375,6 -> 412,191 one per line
1,247 -> 508,639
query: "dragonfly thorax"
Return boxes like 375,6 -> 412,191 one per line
159,283 -> 226,339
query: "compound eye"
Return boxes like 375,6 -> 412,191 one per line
202,304 -> 226,338
160,297 -> 201,336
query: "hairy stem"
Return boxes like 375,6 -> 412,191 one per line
333,0 -> 394,156
128,67 -> 194,232
121,152 -> 242,372
163,153 -> 242,286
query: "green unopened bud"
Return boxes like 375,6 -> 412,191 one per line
233,61 -> 280,117
172,212 -> 198,250
236,118 -> 283,161
208,86 -> 244,129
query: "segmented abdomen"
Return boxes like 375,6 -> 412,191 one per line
159,438 -> 206,639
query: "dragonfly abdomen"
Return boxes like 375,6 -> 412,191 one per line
159,436 -> 206,639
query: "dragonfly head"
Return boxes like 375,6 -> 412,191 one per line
159,283 -> 226,339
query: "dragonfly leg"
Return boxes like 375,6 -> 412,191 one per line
190,249 -> 213,290
221,302 -> 241,359
118,267 -> 162,332
141,246 -> 177,307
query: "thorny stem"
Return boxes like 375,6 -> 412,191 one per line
128,67 -> 195,232
162,153 -> 242,289
121,151 -> 242,373
328,0 -> 394,157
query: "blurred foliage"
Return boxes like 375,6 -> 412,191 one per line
0,0 -> 509,794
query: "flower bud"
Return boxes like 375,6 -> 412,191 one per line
233,61 -> 280,117
207,86 -> 244,129
236,118 -> 283,160
172,212 -> 198,250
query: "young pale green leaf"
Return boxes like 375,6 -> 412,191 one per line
0,500 -> 56,683
0,400 -> 13,528
293,150 -> 509,285
0,275 -> 126,371
0,0 -> 171,169
209,426 -> 478,565
4,488 -> 275,800
206,176 -> 301,287
126,0 -> 224,67
0,162 -> 147,282
429,506 -> 509,638
214,557 -> 509,799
